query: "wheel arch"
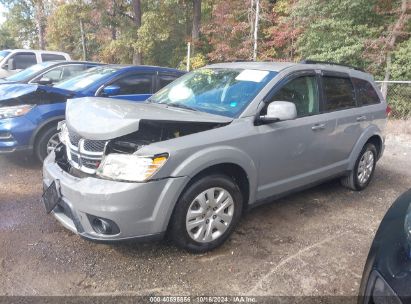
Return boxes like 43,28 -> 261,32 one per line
348,127 -> 384,171
29,115 -> 64,147
170,146 -> 258,207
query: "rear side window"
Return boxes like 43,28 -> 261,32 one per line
110,74 -> 153,95
158,74 -> 178,90
323,76 -> 356,111
41,54 -> 66,61
42,67 -> 63,82
13,53 -> 37,69
352,78 -> 380,106
61,65 -> 86,80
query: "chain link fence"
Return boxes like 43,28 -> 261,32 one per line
376,81 -> 411,119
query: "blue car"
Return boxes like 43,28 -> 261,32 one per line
0,65 -> 184,161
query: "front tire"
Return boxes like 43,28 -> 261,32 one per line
341,143 -> 377,191
169,174 -> 243,253
34,125 -> 60,162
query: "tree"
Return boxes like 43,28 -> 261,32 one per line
131,0 -> 142,64
292,0 -> 384,67
46,3 -> 86,59
33,0 -> 46,49
1,0 -> 38,47
380,0 -> 410,98
1,0 -> 54,48
203,0 -> 253,62
0,24 -> 19,48
192,0 -> 201,46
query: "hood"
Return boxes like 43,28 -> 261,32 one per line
0,83 -> 77,107
66,97 -> 233,140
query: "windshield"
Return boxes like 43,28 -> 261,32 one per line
149,68 -> 277,118
5,61 -> 55,82
0,51 -> 10,63
55,66 -> 119,92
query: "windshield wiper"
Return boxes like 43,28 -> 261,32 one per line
167,103 -> 198,112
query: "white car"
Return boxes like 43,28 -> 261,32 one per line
0,49 -> 71,78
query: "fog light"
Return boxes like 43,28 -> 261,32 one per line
93,218 -> 112,234
87,214 -> 120,235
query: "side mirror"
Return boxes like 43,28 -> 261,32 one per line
36,77 -> 53,85
257,101 -> 297,124
102,85 -> 121,96
6,58 -> 14,71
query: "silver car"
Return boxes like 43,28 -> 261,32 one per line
42,61 -> 388,252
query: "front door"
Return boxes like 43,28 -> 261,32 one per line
104,73 -> 155,102
255,71 -> 336,200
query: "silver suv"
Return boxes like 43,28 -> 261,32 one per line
42,61 -> 388,252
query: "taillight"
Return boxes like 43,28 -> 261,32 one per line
385,105 -> 392,116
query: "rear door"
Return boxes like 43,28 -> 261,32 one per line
320,71 -> 361,164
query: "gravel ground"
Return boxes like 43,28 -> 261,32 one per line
0,121 -> 410,297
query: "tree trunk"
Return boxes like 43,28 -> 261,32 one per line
381,0 -> 409,99
132,0 -> 143,65
80,19 -> 87,61
192,0 -> 201,45
253,0 -> 260,61
34,0 -> 46,49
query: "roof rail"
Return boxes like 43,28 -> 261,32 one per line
300,59 -> 365,72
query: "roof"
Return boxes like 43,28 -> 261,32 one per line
205,61 -> 372,79
104,64 -> 185,74
45,60 -> 103,66
207,61 -> 295,72
3,49 -> 70,55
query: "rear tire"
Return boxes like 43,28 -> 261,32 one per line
341,143 -> 377,191
169,174 -> 243,253
34,125 -> 60,162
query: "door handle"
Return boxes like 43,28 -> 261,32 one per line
311,123 -> 326,131
356,115 -> 367,122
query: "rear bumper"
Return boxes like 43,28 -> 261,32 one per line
42,152 -> 189,241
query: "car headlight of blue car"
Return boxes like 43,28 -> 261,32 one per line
0,104 -> 35,119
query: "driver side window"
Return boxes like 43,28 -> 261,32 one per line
269,75 -> 319,117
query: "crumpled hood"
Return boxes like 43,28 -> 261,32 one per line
0,83 -> 76,107
66,97 -> 232,140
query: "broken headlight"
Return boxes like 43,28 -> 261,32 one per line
96,153 -> 168,182
57,121 -> 69,146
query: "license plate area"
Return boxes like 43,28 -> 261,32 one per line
42,181 -> 62,214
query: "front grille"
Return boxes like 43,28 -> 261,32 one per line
83,139 -> 106,152
66,130 -> 108,174
82,158 -> 101,169
69,130 -> 81,146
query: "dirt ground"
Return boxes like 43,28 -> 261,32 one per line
0,120 -> 410,297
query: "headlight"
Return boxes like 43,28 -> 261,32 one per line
96,153 -> 169,182
0,104 -> 35,119
57,121 -> 69,146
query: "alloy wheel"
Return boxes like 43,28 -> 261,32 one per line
357,150 -> 374,185
46,133 -> 60,154
185,187 -> 235,243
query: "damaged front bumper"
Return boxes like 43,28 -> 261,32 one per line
42,151 -> 189,242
